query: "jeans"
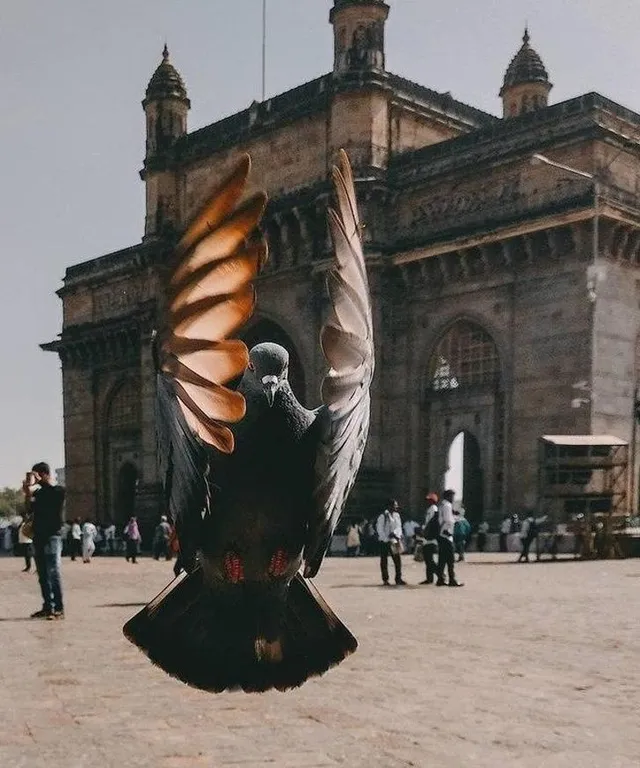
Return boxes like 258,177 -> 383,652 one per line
34,535 -> 64,613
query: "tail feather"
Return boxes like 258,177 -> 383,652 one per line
123,569 -> 357,693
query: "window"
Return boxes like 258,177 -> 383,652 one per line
107,379 -> 140,431
429,321 -> 500,391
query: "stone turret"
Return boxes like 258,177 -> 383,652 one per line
330,0 -> 390,74
141,45 -> 190,239
500,29 -> 552,118
142,44 -> 190,158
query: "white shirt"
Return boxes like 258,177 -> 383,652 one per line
376,511 -> 402,543
500,518 -> 511,534
438,500 -> 455,540
82,522 -> 97,541
104,524 -> 116,540
520,518 -> 531,539
478,521 -> 490,534
71,523 -> 81,540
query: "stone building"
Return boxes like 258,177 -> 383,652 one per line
44,1 -> 640,535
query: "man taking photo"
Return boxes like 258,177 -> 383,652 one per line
23,463 -> 66,619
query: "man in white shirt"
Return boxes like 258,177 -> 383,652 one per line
436,489 -> 463,587
420,492 -> 440,584
376,499 -> 406,586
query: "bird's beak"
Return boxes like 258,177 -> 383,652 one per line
262,375 -> 278,407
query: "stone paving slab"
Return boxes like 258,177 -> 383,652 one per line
0,553 -> 639,767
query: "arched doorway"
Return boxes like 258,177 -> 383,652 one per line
104,378 -> 141,524
444,430 -> 484,526
241,319 -> 306,401
116,462 -> 138,524
425,319 -> 504,523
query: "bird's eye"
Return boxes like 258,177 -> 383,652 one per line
247,362 -> 255,372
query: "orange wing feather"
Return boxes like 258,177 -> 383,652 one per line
159,155 -> 268,454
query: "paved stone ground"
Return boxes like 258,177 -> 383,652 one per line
1,552 -> 639,768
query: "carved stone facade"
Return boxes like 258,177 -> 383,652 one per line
44,2 -> 640,536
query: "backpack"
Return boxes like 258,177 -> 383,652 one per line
424,508 -> 440,540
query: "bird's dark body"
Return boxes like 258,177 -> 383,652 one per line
203,382 -> 319,584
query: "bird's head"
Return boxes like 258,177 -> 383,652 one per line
246,342 -> 289,407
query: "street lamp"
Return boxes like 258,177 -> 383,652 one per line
530,153 -> 601,302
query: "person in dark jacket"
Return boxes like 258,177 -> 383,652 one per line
420,492 -> 440,584
23,462 -> 66,619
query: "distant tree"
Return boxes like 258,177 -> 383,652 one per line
0,487 -> 23,519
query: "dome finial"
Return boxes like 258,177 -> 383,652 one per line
523,25 -> 530,45
144,44 -> 190,106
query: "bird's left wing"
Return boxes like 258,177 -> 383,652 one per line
156,155 -> 267,565
303,150 -> 374,578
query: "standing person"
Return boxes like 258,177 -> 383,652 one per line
124,516 -> 142,563
453,510 -> 471,562
376,499 -> 406,586
402,517 -> 420,554
81,519 -> 98,563
69,518 -> 82,561
499,515 -> 511,552
420,492 -> 440,585
476,520 -> 490,552
436,490 -> 463,587
345,522 -> 361,557
103,522 -> 116,555
24,463 -> 66,619
517,514 -> 539,562
152,515 -> 172,560
361,519 -> 377,555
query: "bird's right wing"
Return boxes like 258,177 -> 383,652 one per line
303,150 -> 375,578
155,156 -> 267,565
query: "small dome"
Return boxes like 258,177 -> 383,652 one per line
145,45 -> 189,103
500,29 -> 550,95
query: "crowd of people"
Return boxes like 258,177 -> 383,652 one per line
4,513 -> 178,567
3,459 -> 614,620
345,491 -> 469,587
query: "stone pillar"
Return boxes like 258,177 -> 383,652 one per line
61,367 -> 97,521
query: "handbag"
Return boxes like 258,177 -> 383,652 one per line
20,517 -> 34,540
389,538 -> 404,556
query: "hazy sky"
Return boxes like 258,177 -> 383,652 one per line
1,0 -> 639,488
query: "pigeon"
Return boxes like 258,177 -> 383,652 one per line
123,150 -> 374,693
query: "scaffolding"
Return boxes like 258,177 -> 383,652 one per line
538,435 -> 629,558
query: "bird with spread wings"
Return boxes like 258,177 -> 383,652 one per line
124,150 -> 374,693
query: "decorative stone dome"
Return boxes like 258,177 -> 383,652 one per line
144,45 -> 189,104
500,29 -> 550,96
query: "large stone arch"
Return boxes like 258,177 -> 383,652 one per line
103,377 -> 142,525
241,317 -> 307,403
420,317 -> 506,524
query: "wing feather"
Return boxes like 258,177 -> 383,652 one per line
304,150 -> 374,578
175,155 -> 251,258
155,155 -> 267,565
